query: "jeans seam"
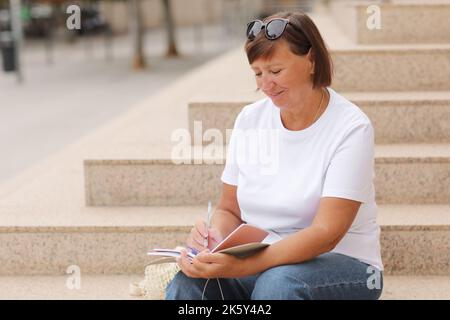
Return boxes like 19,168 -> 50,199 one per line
312,280 -> 368,289
310,281 -> 382,300
294,270 -> 370,290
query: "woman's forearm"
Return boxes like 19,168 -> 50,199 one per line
240,226 -> 336,277
210,209 -> 243,239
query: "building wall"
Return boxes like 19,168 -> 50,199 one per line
99,0 -> 265,34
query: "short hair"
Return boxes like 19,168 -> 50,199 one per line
245,11 -> 333,89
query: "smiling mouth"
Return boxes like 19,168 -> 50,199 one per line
269,91 -> 284,97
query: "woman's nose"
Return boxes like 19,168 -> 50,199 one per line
260,75 -> 276,91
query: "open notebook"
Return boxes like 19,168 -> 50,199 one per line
147,224 -> 279,265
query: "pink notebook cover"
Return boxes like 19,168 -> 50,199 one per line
211,224 -> 269,253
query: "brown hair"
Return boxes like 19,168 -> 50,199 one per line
245,11 -> 333,88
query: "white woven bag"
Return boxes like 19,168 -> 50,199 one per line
129,247 -> 183,299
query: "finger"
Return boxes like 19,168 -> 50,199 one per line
191,254 -> 214,277
186,238 -> 203,253
196,252 -> 222,264
178,250 -> 197,278
188,229 -> 204,247
192,254 -> 220,278
179,249 -> 190,264
195,218 -> 208,238
191,227 -> 206,247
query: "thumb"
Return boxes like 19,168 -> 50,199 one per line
196,251 -> 220,263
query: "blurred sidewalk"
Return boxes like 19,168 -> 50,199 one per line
0,24 -> 243,183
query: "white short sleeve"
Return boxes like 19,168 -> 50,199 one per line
220,112 -> 243,186
322,122 -> 375,203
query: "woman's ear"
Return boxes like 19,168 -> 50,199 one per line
307,48 -> 315,75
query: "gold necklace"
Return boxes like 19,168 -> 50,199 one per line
311,88 -> 325,126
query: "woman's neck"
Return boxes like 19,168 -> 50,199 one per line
280,87 -> 329,131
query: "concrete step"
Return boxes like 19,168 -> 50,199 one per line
0,274 -> 143,300
0,274 -> 449,300
310,12 -> 450,92
0,204 -> 449,276
381,275 -> 450,300
189,91 -> 450,144
332,45 -> 450,91
328,0 -> 450,45
0,206 -> 203,276
84,144 -> 450,206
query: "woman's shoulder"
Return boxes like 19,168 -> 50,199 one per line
240,97 -> 272,117
329,89 -> 372,128
233,97 -> 273,127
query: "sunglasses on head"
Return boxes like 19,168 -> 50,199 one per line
246,18 -> 290,41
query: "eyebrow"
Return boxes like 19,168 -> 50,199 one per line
251,63 -> 284,69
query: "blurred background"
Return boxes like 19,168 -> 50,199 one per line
0,0 -> 313,183
1,0 -> 449,299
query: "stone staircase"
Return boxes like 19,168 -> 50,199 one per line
0,1 -> 449,299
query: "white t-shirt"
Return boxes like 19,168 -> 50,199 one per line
221,87 -> 383,271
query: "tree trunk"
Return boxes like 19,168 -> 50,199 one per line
130,0 -> 146,69
162,0 -> 179,57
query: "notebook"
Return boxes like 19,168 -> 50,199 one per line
147,224 -> 272,264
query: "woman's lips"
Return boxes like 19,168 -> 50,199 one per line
268,90 -> 285,98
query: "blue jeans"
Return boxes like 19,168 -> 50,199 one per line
165,252 -> 383,300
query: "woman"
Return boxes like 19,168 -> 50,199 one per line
166,11 -> 383,300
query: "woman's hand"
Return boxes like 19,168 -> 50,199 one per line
186,218 -> 224,253
176,249 -> 246,279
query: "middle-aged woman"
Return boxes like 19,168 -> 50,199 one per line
166,11 -> 384,300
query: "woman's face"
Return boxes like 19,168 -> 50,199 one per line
250,40 -> 315,109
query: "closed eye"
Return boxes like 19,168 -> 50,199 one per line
254,70 -> 281,77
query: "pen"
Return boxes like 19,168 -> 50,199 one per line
204,200 -> 212,249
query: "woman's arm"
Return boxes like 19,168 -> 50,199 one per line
178,193 -> 361,279
186,183 -> 243,252
238,196 -> 361,277
210,183 -> 244,239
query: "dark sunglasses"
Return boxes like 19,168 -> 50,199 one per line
246,18 -> 290,41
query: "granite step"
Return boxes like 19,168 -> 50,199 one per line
332,45 -> 450,92
84,144 -> 450,206
381,275 -> 450,300
0,206 -> 204,276
310,12 -> 450,92
0,274 -> 144,300
188,91 -> 450,145
0,274 -> 449,300
0,204 -> 449,276
328,0 -> 450,45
